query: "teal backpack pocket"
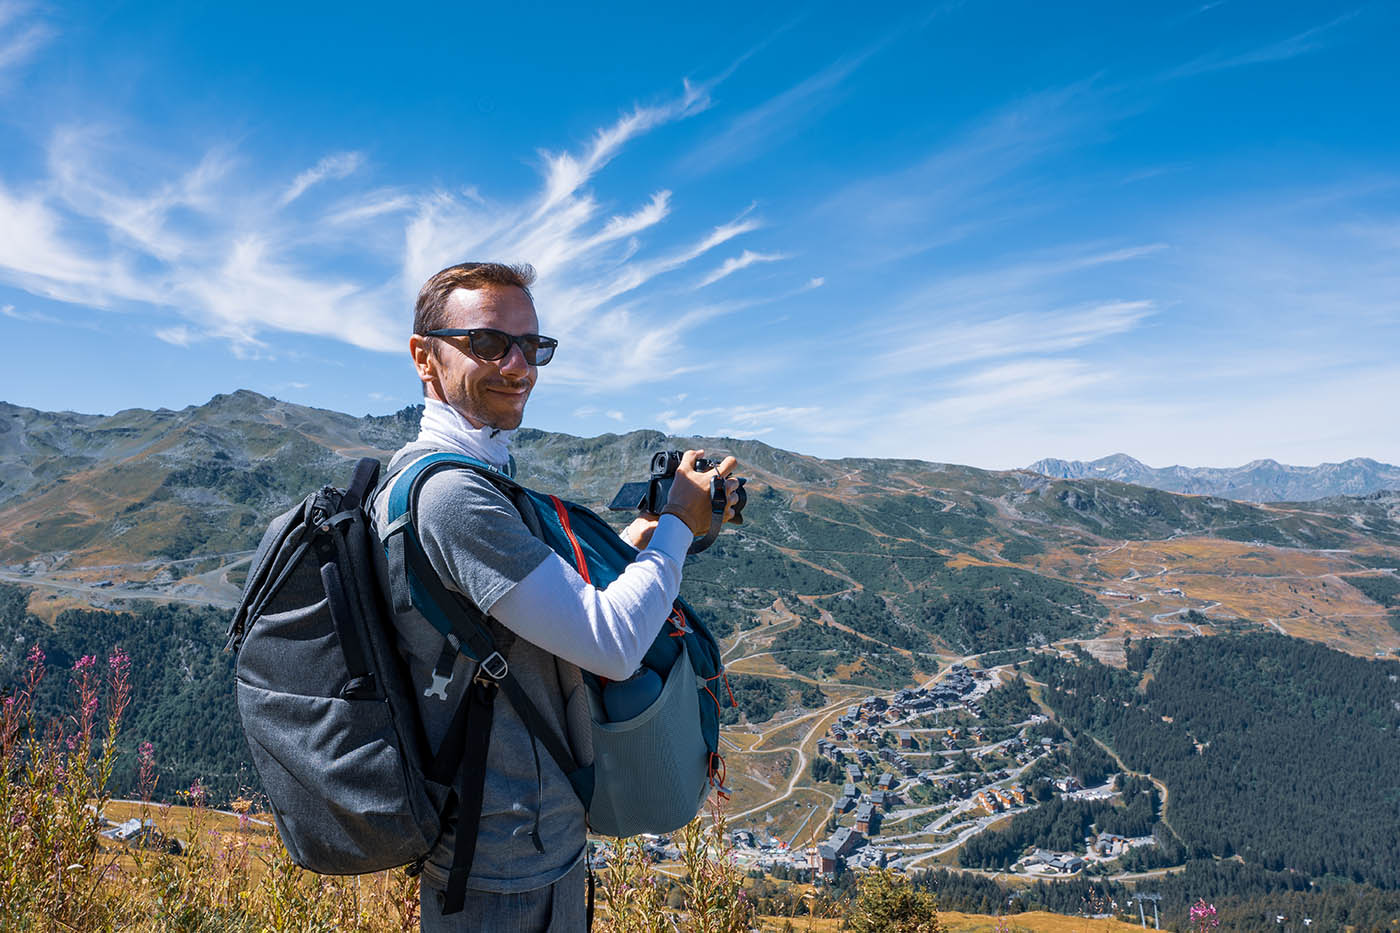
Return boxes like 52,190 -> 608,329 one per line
585,642 -> 713,837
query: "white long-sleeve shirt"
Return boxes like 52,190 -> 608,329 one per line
403,397 -> 691,680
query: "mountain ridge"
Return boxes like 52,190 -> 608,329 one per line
1028,452 -> 1400,502
3,390 -> 1398,665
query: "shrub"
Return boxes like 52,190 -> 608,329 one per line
848,868 -> 943,933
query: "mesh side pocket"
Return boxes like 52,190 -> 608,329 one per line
586,644 -> 711,837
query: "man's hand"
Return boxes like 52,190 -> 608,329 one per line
621,513 -> 660,549
660,449 -> 741,538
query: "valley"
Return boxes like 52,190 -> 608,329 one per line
2,392 -> 1398,929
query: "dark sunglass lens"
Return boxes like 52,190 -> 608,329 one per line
468,330 -> 512,360
524,338 -> 555,365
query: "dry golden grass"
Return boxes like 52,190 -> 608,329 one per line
937,909 -> 1152,932
730,785 -> 832,844
724,749 -> 798,804
25,588 -> 116,624
721,729 -> 765,752
762,715 -> 823,752
1035,536 -> 1400,658
753,907 -> 1150,932
946,551 -> 999,570
728,652 -> 804,679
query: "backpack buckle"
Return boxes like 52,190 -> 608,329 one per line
476,651 -> 508,683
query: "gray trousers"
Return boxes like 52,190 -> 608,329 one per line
420,860 -> 587,932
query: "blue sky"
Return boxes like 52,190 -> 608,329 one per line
1,1 -> 1397,469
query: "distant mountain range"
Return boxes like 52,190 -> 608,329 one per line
1027,453 -> 1400,503
2,391 -> 1398,670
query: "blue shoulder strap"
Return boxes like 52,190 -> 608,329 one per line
378,451 -> 594,808
380,451 -> 516,663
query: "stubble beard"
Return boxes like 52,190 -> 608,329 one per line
464,379 -> 532,431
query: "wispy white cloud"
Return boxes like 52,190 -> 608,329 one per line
322,191 -> 414,226
537,81 -> 711,215
1119,162 -> 1193,185
912,359 -> 1110,425
0,302 -> 59,324
817,82 -> 1112,264
0,76 -> 785,381
1167,11 -> 1358,78
679,48 -> 874,174
280,152 -> 365,206
154,325 -> 194,347
574,406 -> 627,422
0,178 -> 165,307
0,3 -> 52,79
674,9 -> 959,177
877,299 -> 1155,375
698,249 -> 789,288
657,403 -> 821,438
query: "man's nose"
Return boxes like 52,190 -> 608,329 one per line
497,340 -> 531,378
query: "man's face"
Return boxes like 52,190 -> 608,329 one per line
424,285 -> 540,430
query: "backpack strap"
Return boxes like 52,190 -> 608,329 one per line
381,452 -> 595,804
435,675 -> 499,915
340,456 -> 381,512
395,533 -> 593,797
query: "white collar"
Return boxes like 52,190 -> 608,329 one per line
415,397 -> 515,471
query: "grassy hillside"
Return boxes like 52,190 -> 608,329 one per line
5,391 -> 1399,672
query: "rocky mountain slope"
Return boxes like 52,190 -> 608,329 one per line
1027,453 -> 1400,502
3,391 -> 1399,669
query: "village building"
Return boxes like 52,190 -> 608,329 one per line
854,801 -> 880,835
1025,849 -> 1086,874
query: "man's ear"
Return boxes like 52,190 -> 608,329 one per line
409,335 -> 436,388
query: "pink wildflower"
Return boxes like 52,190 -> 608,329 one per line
73,655 -> 96,672
108,648 -> 130,674
27,644 -> 45,667
1190,899 -> 1220,931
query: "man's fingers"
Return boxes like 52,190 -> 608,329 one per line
715,455 -> 738,477
680,449 -> 704,471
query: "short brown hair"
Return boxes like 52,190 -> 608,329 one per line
413,262 -> 537,336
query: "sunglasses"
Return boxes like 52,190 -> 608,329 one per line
422,328 -> 558,365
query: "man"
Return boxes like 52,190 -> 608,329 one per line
374,261 -> 738,932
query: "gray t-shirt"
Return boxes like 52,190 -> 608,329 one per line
374,442 -> 589,894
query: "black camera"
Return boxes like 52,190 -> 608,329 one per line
609,450 -> 747,526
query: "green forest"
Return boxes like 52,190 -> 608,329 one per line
894,564 -> 1103,653
0,585 -> 252,803
1023,634 -> 1400,888
770,619 -> 914,688
958,774 -> 1159,869
912,862 -> 1400,932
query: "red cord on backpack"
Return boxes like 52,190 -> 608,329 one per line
548,495 -> 590,585
708,752 -> 728,800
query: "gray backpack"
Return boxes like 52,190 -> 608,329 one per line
227,459 -> 449,873
228,454 -> 727,916
228,457 -> 590,916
